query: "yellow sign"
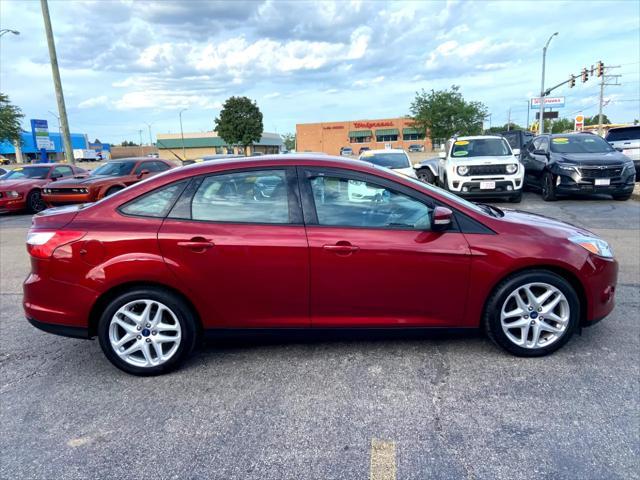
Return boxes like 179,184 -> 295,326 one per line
552,137 -> 569,144
454,140 -> 469,145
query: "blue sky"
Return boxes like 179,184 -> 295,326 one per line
1,0 -> 638,144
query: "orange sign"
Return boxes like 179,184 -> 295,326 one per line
574,114 -> 584,131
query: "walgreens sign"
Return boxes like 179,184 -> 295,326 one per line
353,121 -> 394,129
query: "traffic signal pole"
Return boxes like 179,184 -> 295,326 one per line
40,0 -> 74,164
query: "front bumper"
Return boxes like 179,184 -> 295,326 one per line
554,171 -> 635,195
581,254 -> 618,325
450,179 -> 523,197
0,196 -> 26,213
43,193 -> 94,206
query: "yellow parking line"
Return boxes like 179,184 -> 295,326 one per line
370,439 -> 396,480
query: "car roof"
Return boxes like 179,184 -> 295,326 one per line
453,135 -> 504,141
363,149 -> 407,154
19,163 -> 67,168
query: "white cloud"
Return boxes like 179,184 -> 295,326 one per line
114,91 -> 222,111
352,76 -> 385,88
78,95 -> 109,109
264,92 -> 281,99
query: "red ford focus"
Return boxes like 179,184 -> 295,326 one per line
24,155 -> 618,375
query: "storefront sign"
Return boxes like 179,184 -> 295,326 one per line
530,97 -> 565,108
323,125 -> 344,130
30,119 -> 51,150
353,121 -> 394,129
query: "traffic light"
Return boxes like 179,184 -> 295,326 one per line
569,75 -> 576,88
596,61 -> 604,77
581,68 -> 588,83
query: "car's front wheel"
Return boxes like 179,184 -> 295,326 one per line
26,189 -> 46,213
97,287 -> 198,375
484,270 -> 579,357
417,169 -> 435,184
541,172 -> 557,201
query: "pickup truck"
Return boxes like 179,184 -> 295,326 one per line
436,135 -> 524,203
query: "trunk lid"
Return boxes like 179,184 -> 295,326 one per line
31,204 -> 90,230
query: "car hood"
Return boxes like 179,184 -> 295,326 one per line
52,175 -> 121,186
0,178 -> 46,190
555,151 -> 628,165
496,208 -> 594,238
449,155 -> 517,165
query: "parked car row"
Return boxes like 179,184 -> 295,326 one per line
0,158 -> 175,214
414,132 -> 637,202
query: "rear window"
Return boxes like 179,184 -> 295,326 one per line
361,152 -> 410,169
606,127 -> 640,142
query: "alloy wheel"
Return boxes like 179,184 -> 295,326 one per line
108,299 -> 182,368
500,282 -> 570,349
29,191 -> 46,212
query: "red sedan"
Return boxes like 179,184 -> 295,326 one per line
23,155 -> 618,375
0,163 -> 87,214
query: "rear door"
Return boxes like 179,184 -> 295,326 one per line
299,167 -> 471,327
157,167 -> 310,328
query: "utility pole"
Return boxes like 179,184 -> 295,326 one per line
138,129 -> 143,156
526,100 -> 530,130
539,32 -> 559,135
40,0 -> 74,164
596,64 -> 621,136
179,108 -> 187,161
507,108 -> 511,131
144,122 -> 154,146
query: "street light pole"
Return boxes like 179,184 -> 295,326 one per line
47,110 -> 62,160
144,122 -> 153,146
40,0 -> 74,164
539,32 -> 558,135
179,108 -> 187,161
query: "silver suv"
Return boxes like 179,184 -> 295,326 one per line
606,126 -> 640,178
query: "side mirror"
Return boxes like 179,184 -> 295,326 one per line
137,169 -> 150,178
438,151 -> 446,159
512,148 -> 520,156
50,173 -> 61,181
432,206 -> 453,231
615,148 -> 623,152
533,149 -> 548,157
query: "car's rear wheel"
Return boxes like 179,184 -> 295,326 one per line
417,169 -> 435,184
484,270 -> 579,357
97,287 -> 197,375
541,172 -> 557,201
26,189 -> 46,213
105,186 -> 123,197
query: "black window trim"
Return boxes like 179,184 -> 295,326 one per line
166,166 -> 304,226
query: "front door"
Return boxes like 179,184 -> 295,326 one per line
158,167 -> 309,328
300,168 -> 471,327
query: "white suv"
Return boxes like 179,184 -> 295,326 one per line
437,135 -> 524,202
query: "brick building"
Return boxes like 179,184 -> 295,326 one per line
296,117 -> 430,156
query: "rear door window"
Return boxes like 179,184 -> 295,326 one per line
606,127 -> 640,142
120,181 -> 188,218
189,169 -> 291,224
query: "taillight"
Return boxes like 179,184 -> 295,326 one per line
26,230 -> 86,258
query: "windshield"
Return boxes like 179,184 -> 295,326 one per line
91,161 -> 135,176
451,138 -> 511,158
550,135 -> 614,154
2,166 -> 50,180
362,152 -> 410,169
605,127 -> 640,142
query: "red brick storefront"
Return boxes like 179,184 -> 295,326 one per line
296,117 -> 430,156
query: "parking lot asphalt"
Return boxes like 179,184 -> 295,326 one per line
1,193 -> 639,480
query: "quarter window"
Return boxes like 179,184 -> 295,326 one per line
120,181 -> 187,218
52,166 -> 73,177
309,175 -> 432,230
191,170 -> 290,224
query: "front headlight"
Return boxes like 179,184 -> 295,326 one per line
6,190 -> 20,198
457,165 -> 469,176
623,161 -> 635,173
506,164 -> 518,174
558,164 -> 578,173
569,235 -> 614,258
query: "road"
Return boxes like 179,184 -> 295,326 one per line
1,193 -> 639,479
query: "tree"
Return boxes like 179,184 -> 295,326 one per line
410,85 -> 487,144
214,96 -> 263,155
486,123 -> 523,134
121,140 -> 138,147
282,133 -> 296,151
0,92 -> 24,144
550,118 -> 574,133
585,114 -> 611,126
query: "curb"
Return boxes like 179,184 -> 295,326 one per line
633,184 -> 640,201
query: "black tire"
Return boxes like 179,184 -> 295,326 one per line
105,186 -> 123,197
417,168 -> 435,184
26,189 -> 46,213
508,191 -> 523,203
612,193 -> 632,201
541,171 -> 557,201
97,287 -> 198,376
440,174 -> 449,190
483,270 -> 579,357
